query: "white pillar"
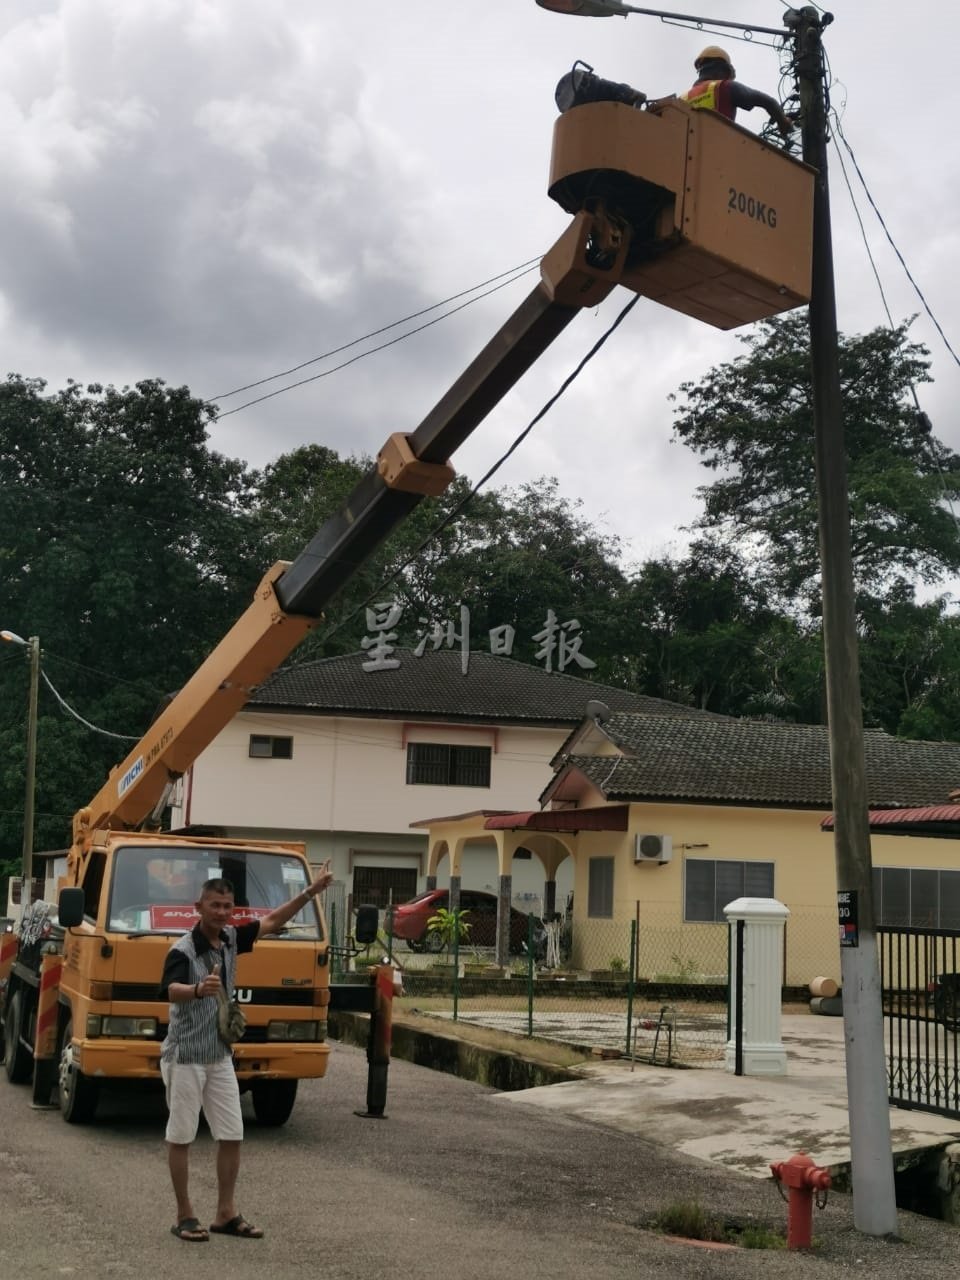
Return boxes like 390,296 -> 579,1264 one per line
724,897 -> 789,1076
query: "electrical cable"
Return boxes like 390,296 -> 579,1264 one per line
317,292 -> 641,648
211,264 -> 540,421
828,113 -> 960,536
207,257 -> 542,403
41,650 -> 170,697
39,669 -> 139,742
832,119 -> 960,373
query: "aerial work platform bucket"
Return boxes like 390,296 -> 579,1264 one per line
547,98 -> 814,329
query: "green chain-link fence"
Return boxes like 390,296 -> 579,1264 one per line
385,916 -> 729,1067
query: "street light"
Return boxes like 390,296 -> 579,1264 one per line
1,630 -> 40,909
536,0 -> 624,14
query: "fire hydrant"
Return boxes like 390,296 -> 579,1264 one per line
769,1151 -> 831,1249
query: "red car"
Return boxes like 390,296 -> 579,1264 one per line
384,888 -> 544,956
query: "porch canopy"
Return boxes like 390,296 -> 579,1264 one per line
482,805 -> 629,833
409,803 -> 629,839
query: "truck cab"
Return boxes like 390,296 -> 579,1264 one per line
9,832 -> 330,1125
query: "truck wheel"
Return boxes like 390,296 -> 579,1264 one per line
58,1020 -> 99,1124
251,1079 -> 298,1126
3,990 -> 33,1084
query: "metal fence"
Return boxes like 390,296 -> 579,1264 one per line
879,923 -> 960,1118
375,917 -> 730,1068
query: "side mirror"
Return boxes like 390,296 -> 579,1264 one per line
354,904 -> 379,946
58,887 -> 85,928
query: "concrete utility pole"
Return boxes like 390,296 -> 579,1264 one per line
787,5 -> 899,1236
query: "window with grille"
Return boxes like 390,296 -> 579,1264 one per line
873,866 -> 960,929
353,865 -> 419,910
406,743 -> 491,787
588,856 -> 614,918
684,859 -> 774,923
249,735 -> 293,759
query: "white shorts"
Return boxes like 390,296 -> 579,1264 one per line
160,1057 -> 243,1144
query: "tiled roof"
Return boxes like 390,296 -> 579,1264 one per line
556,713 -> 960,808
248,650 -> 709,726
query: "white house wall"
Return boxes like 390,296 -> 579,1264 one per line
169,711 -> 574,901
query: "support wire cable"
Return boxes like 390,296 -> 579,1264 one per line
317,292 -> 641,648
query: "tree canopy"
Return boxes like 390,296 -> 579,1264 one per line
670,314 -> 960,615
0,376 -> 260,859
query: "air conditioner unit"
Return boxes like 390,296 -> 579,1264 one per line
634,833 -> 672,864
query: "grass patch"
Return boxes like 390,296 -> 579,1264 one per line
650,1200 -> 785,1249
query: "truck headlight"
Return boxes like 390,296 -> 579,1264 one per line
266,1020 -> 324,1042
99,1016 -> 158,1038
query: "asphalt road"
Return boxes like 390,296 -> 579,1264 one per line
1,1040 -> 958,1279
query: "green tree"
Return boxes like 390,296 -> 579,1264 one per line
614,542 -> 822,717
671,314 -> 960,615
0,376 -> 261,863
856,585 -> 960,738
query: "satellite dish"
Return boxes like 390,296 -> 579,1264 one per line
585,699 -> 610,724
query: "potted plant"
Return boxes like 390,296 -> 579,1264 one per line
425,906 -> 472,972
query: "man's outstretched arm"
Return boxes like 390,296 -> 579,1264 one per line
256,860 -> 334,938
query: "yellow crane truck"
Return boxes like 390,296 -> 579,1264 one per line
0,77 -> 813,1125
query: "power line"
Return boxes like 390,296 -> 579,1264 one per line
210,263 -> 540,421
40,669 -> 139,742
833,119 -> 960,373
829,114 -> 960,538
319,292 -> 642,647
207,257 -> 542,403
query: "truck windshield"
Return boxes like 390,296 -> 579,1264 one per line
107,845 -> 323,940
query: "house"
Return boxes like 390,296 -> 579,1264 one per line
414,709 -> 960,979
168,649 -> 705,916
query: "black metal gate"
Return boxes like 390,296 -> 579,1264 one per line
878,924 -> 960,1118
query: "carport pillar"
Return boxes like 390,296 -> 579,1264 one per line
544,878 -> 557,920
724,897 -> 789,1076
426,875 -> 436,890
448,875 -> 461,913
496,875 -> 512,968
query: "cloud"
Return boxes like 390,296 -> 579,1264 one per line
0,0 -> 957,580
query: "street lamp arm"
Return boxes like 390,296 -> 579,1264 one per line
536,0 -> 789,38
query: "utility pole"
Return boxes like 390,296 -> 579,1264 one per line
21,635 -> 39,908
2,630 -> 40,908
787,6 -> 899,1235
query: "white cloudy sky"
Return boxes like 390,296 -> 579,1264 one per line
3,0 -> 957,573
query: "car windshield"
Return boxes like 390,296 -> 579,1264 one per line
107,845 -> 322,940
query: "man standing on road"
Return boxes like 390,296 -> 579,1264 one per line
159,862 -> 333,1243
681,45 -> 795,138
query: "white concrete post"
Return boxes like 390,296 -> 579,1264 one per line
724,897 -> 790,1076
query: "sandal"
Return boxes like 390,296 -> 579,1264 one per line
209,1215 -> 264,1239
171,1217 -> 209,1243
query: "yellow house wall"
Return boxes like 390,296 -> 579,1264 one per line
571,803 -> 960,986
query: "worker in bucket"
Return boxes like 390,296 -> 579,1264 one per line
681,46 -> 795,138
